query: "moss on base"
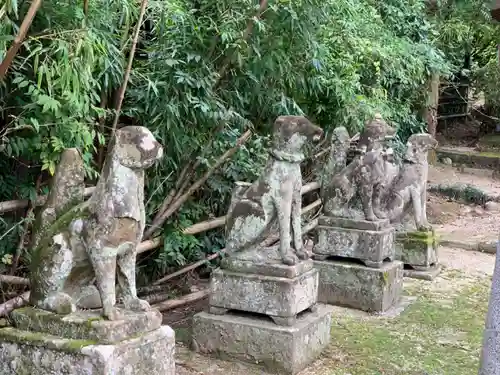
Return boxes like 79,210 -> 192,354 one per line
0,327 -> 97,353
396,230 -> 439,246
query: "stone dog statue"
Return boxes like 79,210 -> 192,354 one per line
321,114 -> 395,220
373,133 -> 438,230
225,116 -> 323,266
29,126 -> 163,320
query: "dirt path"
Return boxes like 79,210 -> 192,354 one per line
428,164 -> 500,197
427,164 -> 500,245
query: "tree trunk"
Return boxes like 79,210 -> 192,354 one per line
425,73 -> 440,164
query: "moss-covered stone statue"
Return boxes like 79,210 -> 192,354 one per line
373,133 -> 438,230
321,114 -> 396,220
225,116 -> 323,266
29,126 -> 163,320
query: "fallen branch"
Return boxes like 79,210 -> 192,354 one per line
0,274 -> 30,286
0,187 -> 95,214
0,217 -> 320,316
143,130 -> 252,240
152,203 -> 320,286
182,216 -> 225,235
10,174 -> 42,275
0,291 -> 29,317
152,289 -> 209,312
151,218 -> 319,312
0,0 -> 43,79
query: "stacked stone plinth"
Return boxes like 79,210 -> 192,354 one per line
0,307 -> 175,375
313,216 -> 404,313
395,230 -> 441,280
192,246 -> 332,375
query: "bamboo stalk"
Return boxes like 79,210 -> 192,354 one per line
0,183 -> 321,290
0,274 -> 30,286
0,187 -> 95,214
0,0 -> 43,79
152,205 -> 320,285
109,0 -> 149,135
10,175 -> 42,275
142,130 -> 252,240
0,215 -> 320,315
0,291 -> 29,317
152,289 -> 209,312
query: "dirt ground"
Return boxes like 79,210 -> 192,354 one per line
167,161 -> 498,375
427,164 -> 500,245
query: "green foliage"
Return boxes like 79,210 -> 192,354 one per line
1,0 -> 498,279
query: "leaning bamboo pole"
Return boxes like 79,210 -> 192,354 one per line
0,181 -> 322,315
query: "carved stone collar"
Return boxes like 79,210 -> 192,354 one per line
270,149 -> 305,163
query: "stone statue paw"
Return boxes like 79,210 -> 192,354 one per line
42,292 -> 76,315
295,249 -> 309,260
365,214 -> 376,221
282,253 -> 298,266
103,306 -> 127,321
417,223 -> 433,232
125,298 -> 151,312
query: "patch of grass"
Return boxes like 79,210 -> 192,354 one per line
325,277 -> 490,375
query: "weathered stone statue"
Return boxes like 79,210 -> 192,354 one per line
193,116 -> 332,374
225,115 -> 324,266
321,114 -> 395,221
372,133 -> 440,279
373,133 -> 438,230
30,126 -> 163,320
314,114 -> 404,314
0,126 -> 175,375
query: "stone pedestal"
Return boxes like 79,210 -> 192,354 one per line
0,307 -> 175,375
395,230 -> 441,280
313,216 -> 395,268
312,216 -> 403,313
192,245 -> 331,374
314,259 -> 404,312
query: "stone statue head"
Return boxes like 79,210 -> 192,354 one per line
330,126 -> 351,149
357,113 -> 396,152
113,126 -> 164,169
271,116 -> 324,156
404,133 -> 438,164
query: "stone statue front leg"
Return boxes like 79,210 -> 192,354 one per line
274,191 -> 295,266
360,183 -> 376,221
117,243 -> 151,312
89,245 -> 123,320
420,188 -> 430,227
291,183 -> 307,260
411,188 -> 431,231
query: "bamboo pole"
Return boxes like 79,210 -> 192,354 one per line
0,217 -> 320,315
0,187 -> 95,214
0,0 -> 43,79
151,218 -> 319,310
0,291 -> 29,316
0,181 -> 319,216
0,183 -> 322,302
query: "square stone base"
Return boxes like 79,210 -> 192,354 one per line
313,216 -> 395,268
192,304 -> 332,375
314,259 -> 404,312
210,262 -> 318,324
0,325 -> 175,375
395,230 -> 439,269
10,307 -> 162,344
404,264 -> 442,281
